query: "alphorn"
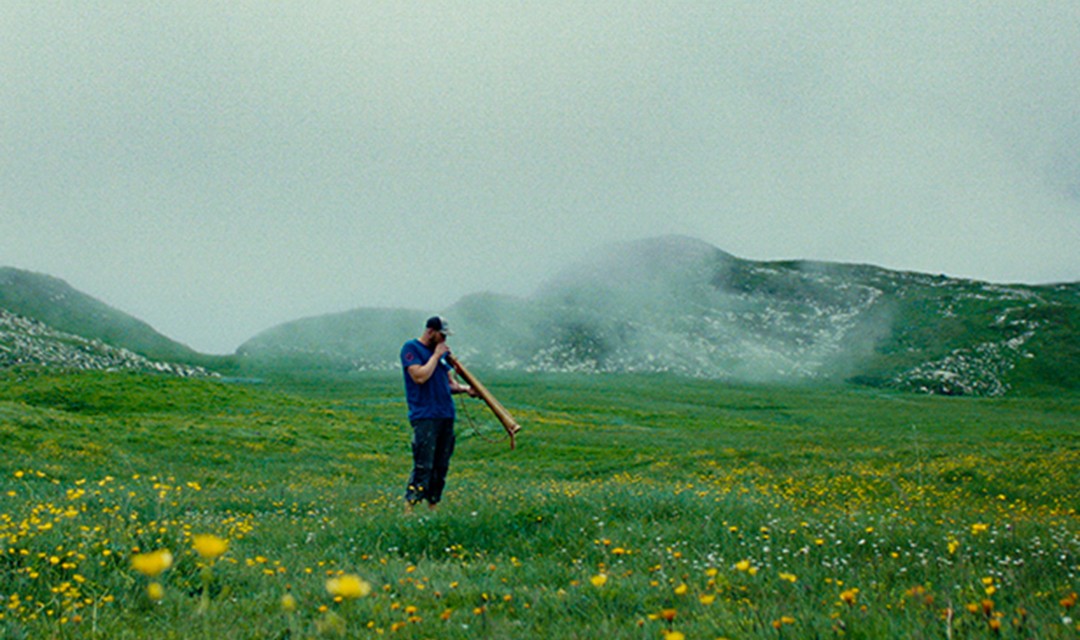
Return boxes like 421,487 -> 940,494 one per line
446,354 -> 521,450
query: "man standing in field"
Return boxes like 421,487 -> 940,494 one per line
400,316 -> 475,513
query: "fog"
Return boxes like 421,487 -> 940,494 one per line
2,3 -> 1078,354
242,236 -> 901,385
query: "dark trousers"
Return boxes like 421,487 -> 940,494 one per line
405,418 -> 456,505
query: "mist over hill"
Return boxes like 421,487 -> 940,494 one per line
238,236 -> 1079,396
2,238 -> 1075,395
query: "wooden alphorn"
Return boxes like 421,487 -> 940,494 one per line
446,354 -> 521,449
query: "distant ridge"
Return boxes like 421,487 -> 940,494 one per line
238,235 -> 1079,396
0,267 -> 207,366
3,237 -> 1076,396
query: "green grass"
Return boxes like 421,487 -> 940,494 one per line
0,367 -> 1077,638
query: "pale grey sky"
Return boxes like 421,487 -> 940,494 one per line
3,2 -> 1078,354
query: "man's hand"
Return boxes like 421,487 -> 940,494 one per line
434,342 -> 450,359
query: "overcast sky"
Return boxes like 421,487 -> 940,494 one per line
3,2 -> 1078,354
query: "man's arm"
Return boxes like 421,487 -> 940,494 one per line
407,342 -> 450,385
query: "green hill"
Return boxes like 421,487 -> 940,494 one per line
237,236 -> 1079,396
0,267 -> 232,372
4,237 -> 1076,395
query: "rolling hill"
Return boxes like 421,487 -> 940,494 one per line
3,237 -> 1076,395
237,236 -> 1079,396
0,268 -> 217,375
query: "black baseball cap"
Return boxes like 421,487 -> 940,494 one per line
426,316 -> 452,335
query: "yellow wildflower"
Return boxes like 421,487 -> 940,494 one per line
325,574 -> 372,599
281,593 -> 297,613
147,582 -> 165,601
590,574 -> 608,588
674,583 -> 688,595
735,560 -> 751,572
131,549 -> 173,577
192,534 -> 228,561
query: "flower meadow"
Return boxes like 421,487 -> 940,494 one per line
0,369 -> 1077,638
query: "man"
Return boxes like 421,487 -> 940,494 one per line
400,316 -> 475,512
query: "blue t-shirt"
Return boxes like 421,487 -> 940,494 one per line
400,339 -> 455,420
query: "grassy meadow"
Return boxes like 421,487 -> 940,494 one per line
0,367 -> 1077,638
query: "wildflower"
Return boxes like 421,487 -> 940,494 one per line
147,582 -> 165,601
316,611 -> 346,635
779,572 -> 797,583
1062,593 -> 1077,609
699,594 -> 716,605
948,539 -> 960,554
664,632 -> 685,640
131,549 -> 173,577
326,574 -> 372,599
281,593 -> 297,613
840,589 -> 859,605
674,583 -> 688,595
192,535 -> 228,562
591,573 -> 608,587
735,560 -> 751,572
660,608 -> 677,622
971,523 -> 989,535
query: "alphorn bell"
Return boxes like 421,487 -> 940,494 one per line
445,354 -> 521,449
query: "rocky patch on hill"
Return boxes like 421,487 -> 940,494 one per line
0,309 -> 213,377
